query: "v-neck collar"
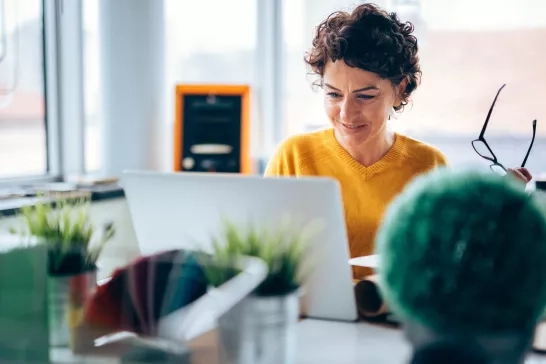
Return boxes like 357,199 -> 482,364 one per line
324,128 -> 406,180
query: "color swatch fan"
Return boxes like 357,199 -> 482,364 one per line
84,250 -> 209,337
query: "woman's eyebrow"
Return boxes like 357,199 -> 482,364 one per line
324,83 -> 379,93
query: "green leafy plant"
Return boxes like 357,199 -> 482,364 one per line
202,217 -> 319,297
9,193 -> 115,276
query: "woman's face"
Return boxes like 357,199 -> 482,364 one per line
323,60 -> 402,148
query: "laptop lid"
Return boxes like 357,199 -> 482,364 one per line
121,170 -> 358,322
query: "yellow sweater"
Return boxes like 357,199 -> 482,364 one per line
264,128 -> 448,279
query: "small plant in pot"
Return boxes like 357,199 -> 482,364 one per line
9,193 -> 115,349
201,217 -> 318,364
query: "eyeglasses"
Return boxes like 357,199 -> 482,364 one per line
471,84 -> 537,174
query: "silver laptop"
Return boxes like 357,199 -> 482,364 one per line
121,170 -> 358,322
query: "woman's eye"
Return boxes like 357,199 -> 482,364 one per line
326,92 -> 341,98
358,95 -> 375,100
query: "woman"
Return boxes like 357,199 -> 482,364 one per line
265,3 -> 531,279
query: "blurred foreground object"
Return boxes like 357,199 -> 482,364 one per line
0,237 -> 49,362
85,250 -> 209,336
82,249 -> 268,363
376,168 -> 546,364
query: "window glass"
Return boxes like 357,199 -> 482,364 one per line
164,0 -> 257,85
0,0 -> 46,178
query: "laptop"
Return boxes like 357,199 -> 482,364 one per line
121,170 -> 358,322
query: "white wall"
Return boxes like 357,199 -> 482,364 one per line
0,198 -> 141,280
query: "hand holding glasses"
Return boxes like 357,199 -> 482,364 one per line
471,84 -> 537,175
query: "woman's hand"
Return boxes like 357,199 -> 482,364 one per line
507,167 -> 533,184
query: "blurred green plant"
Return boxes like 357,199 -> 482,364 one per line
202,216 -> 319,296
376,168 -> 546,334
9,193 -> 115,276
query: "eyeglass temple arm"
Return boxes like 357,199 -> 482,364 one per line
480,84 -> 506,138
521,119 -> 537,168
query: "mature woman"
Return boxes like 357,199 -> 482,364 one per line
265,3 -> 531,279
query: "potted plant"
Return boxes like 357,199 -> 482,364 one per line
201,217 -> 318,364
9,193 -> 115,349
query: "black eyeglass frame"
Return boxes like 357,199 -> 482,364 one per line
471,84 -> 537,173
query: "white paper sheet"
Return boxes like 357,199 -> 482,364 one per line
348,255 -> 379,269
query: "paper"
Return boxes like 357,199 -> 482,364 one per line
349,255 -> 379,269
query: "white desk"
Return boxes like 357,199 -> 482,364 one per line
50,320 -> 408,363
50,320 -> 546,363
296,320 -> 410,364
295,320 -> 546,364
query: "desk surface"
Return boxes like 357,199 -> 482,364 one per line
52,320 -> 546,364
296,320 -> 546,364
296,320 -> 409,364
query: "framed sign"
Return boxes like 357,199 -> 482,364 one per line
173,84 -> 251,174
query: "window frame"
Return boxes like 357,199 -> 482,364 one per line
55,0 -> 85,177
257,0 -> 285,154
44,0 -> 61,178
0,0 -> 87,187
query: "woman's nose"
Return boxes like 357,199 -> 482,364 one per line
339,99 -> 357,123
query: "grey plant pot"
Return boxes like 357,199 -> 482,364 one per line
404,320 -> 534,364
47,269 -> 97,348
217,289 -> 300,364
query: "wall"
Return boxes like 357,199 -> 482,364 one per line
0,198 -> 141,280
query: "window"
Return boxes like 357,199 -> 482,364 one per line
164,0 -> 257,85
164,0 -> 258,155
0,0 -> 46,178
282,0 -> 546,173
82,0 -> 101,173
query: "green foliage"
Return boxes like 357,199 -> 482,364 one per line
9,194 -> 115,276
376,168 -> 546,334
202,217 -> 317,296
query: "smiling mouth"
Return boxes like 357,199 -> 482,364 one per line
339,121 -> 365,130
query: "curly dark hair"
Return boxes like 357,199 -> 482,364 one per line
304,3 -> 421,112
